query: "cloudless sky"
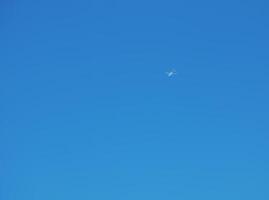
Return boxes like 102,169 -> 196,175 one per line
1,0 -> 269,199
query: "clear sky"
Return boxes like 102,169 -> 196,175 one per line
1,0 -> 269,199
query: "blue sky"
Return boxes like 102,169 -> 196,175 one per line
1,0 -> 269,199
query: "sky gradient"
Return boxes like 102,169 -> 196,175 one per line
1,0 -> 269,199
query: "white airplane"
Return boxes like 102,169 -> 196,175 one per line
166,69 -> 176,77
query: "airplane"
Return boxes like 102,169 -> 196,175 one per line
166,69 -> 176,77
